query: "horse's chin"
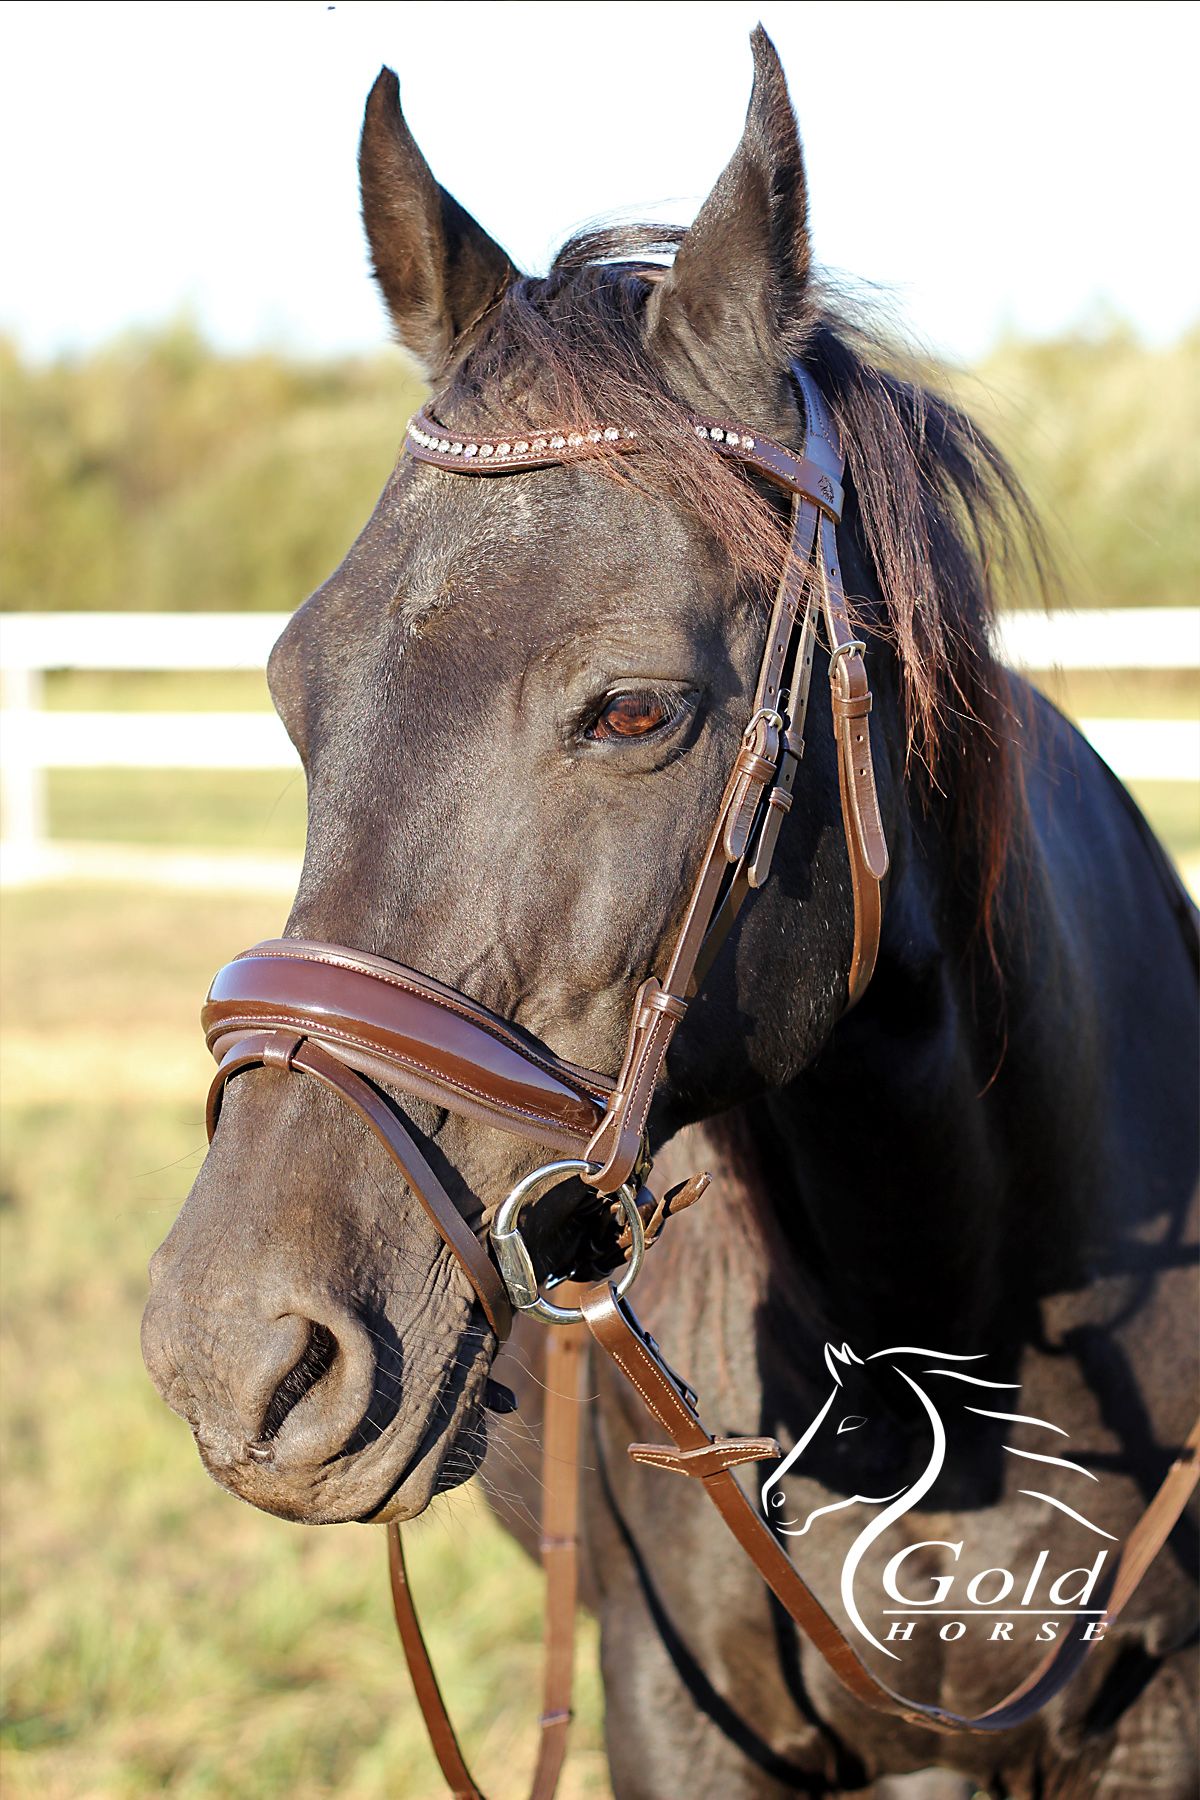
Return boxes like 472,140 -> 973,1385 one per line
779,1483 -> 908,1538
370,1414 -> 489,1522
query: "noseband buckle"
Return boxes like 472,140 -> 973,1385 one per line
491,1159 -> 647,1325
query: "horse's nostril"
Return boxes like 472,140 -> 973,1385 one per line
142,1279 -> 379,1474
259,1321 -> 339,1441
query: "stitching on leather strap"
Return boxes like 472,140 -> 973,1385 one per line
232,945 -> 613,1101
580,1288 -> 1200,1736
627,1437 -> 782,1477
208,1013 -> 593,1135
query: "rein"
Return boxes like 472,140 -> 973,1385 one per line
201,371 -> 1199,1794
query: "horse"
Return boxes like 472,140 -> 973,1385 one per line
141,28 -> 1199,1799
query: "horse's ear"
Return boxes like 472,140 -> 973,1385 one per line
824,1342 -> 864,1384
359,69 -> 517,377
646,28 -> 811,419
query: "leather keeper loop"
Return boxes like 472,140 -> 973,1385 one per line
261,1032 -> 303,1070
724,789 -> 760,862
641,989 -> 688,1022
724,749 -> 780,862
747,787 -> 793,891
832,691 -> 873,721
733,747 -> 778,784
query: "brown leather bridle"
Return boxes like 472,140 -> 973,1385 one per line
201,371 -> 1199,1796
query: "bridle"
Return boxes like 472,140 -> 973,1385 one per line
200,369 -> 1199,1797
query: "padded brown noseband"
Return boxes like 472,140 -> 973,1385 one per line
201,372 -> 1199,1795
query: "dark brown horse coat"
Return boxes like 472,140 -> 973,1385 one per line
142,30 -> 1199,1799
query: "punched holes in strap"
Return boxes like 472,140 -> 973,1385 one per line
830,659 -> 889,887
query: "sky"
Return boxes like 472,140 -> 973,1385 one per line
1,0 -> 1196,366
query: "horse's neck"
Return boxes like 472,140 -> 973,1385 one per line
745,816 -> 1077,1359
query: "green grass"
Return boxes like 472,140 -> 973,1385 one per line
1127,782 -> 1200,864
0,886 -> 610,1800
5,322 -> 1197,617
1,719 -> 1196,1797
44,764 -> 1196,866
47,769 -> 306,852
2,653 -> 1195,1797
45,670 -> 275,713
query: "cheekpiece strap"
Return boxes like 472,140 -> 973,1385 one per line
406,371 -> 886,1191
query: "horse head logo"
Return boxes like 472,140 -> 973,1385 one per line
761,1343 -> 913,1540
761,1344 -> 1110,1660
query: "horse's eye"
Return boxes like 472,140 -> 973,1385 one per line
837,1414 -> 867,1434
588,690 -> 673,741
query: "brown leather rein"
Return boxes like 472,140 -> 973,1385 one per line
201,373 -> 1199,1794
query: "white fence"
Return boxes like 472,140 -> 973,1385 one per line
1,609 -> 1197,888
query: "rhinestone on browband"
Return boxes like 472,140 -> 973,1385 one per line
406,418 -> 757,459
407,421 -> 638,459
405,404 -> 844,523
695,424 -> 755,449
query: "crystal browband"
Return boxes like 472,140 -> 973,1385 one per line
404,405 -> 844,519
407,415 -> 759,459
408,418 -> 641,459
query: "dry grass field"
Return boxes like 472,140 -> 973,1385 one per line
0,880 -> 611,1800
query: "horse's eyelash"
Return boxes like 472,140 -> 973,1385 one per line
579,685 -> 693,737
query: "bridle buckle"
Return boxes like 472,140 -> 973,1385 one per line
827,638 -> 867,679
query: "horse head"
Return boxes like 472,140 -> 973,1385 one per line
141,31 -> 1023,1529
760,1342 -> 1012,1536
761,1343 -> 921,1537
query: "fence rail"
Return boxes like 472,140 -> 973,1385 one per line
3,608 -> 1197,672
2,610 -> 1197,886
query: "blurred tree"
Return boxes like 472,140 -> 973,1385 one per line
1,319 -> 1195,612
1,322 -> 424,612
962,320 -> 1200,608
